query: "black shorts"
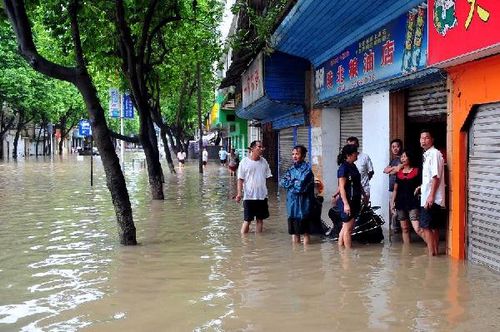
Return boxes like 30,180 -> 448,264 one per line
220,159 -> 227,164
288,218 -> 310,235
243,199 -> 270,222
203,161 -> 207,166
337,198 -> 361,223
420,204 -> 444,229
179,160 -> 185,164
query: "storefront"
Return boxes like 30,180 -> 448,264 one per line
428,0 -> 500,269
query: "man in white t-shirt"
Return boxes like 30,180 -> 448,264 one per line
235,140 -> 273,234
418,129 -> 446,256
347,137 -> 374,199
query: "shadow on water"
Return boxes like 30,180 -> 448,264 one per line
0,156 -> 499,331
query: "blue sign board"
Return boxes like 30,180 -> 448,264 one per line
122,93 -> 134,119
109,88 -> 120,118
314,5 -> 427,102
78,120 -> 92,137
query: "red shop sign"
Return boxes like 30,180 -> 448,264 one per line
428,0 -> 500,66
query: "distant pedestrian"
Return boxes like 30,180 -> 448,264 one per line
391,149 -> 424,244
202,148 -> 208,168
228,148 -> 239,176
177,150 -> 186,168
218,147 -> 228,166
384,138 -> 403,232
235,140 -> 272,234
336,144 -> 367,249
417,129 -> 446,256
347,137 -> 374,200
280,145 -> 315,245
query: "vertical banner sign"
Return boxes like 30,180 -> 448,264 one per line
78,119 -> 92,137
428,0 -> 500,66
242,53 -> 264,108
109,88 -> 120,118
314,4 -> 428,102
122,93 -> 134,119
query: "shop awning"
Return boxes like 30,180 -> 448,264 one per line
272,0 -> 426,66
236,51 -> 309,124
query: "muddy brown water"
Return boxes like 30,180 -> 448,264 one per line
0,154 -> 498,331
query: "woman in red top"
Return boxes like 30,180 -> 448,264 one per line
391,150 -> 424,244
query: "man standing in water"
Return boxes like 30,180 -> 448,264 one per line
418,129 -> 445,256
235,140 -> 272,234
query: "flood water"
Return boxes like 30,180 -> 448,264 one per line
0,154 -> 499,331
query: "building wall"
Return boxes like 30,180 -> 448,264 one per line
310,107 -> 340,199
363,92 -> 391,226
447,54 -> 500,259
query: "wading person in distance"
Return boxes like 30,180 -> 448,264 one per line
280,145 -> 315,245
391,149 -> 424,244
336,144 -> 367,249
235,141 -> 272,234
417,129 -> 446,256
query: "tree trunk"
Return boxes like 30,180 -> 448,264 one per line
139,111 -> 164,199
76,78 -> 137,245
160,125 -> 176,174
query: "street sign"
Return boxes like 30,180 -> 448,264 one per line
78,120 -> 92,137
109,88 -> 120,118
122,93 -> 134,119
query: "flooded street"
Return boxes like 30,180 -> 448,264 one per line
0,155 -> 499,331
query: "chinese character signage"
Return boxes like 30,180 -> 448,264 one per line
242,53 -> 264,108
109,88 -> 120,118
122,93 -> 134,119
78,120 -> 92,137
315,5 -> 427,101
428,0 -> 500,66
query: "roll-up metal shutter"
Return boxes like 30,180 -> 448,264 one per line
340,104 -> 362,150
279,127 -> 294,179
296,126 -> 310,161
467,103 -> 500,272
407,80 -> 447,120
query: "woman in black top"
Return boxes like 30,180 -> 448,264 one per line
336,144 -> 366,248
391,149 -> 424,244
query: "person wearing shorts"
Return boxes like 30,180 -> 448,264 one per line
391,149 -> 424,244
336,144 -> 367,249
235,140 -> 272,234
417,129 -> 446,256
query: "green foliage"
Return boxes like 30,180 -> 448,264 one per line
230,0 -> 288,54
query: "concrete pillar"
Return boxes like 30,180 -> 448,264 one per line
362,92 -> 390,227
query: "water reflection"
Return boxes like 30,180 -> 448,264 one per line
0,157 -> 499,331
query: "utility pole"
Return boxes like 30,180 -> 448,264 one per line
197,62 -> 203,174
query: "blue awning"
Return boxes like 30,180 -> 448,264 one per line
236,51 -> 310,123
272,0 -> 426,66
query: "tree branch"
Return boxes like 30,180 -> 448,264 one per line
109,130 -> 140,143
3,0 -> 78,83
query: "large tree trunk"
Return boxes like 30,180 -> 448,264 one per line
139,110 -> 164,199
76,78 -> 137,245
12,111 -> 24,159
3,0 -> 137,245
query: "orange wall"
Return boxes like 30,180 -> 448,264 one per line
447,54 -> 500,259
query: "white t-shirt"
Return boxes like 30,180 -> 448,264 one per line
355,152 -> 374,195
202,150 -> 208,162
177,151 -> 185,161
421,146 -> 446,207
237,156 -> 272,200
